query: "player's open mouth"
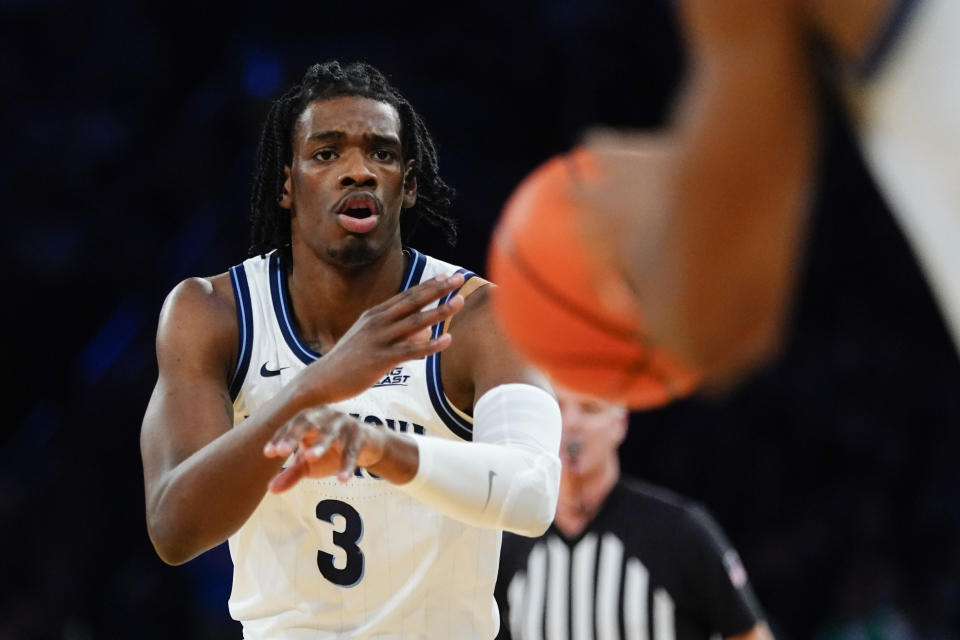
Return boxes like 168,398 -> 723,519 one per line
335,193 -> 381,234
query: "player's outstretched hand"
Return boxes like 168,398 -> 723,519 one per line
263,406 -> 386,490
294,272 -> 465,405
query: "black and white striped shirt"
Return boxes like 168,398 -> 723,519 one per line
495,478 -> 764,640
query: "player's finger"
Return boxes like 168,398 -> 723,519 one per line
263,429 -> 288,457
304,419 -> 342,462
392,332 -> 452,360
268,454 -> 308,493
302,405 -> 340,425
386,294 -> 463,342
381,273 -> 464,320
264,417 -> 305,457
268,430 -> 305,458
267,406 -> 338,457
337,426 -> 363,483
399,326 -> 433,345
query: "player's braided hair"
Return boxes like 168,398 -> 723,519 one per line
249,61 -> 457,257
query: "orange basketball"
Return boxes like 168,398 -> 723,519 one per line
487,148 -> 699,409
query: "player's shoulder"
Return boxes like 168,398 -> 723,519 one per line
419,249 -> 492,320
418,249 -> 471,276
162,272 -> 236,324
420,251 -> 490,287
162,249 -> 268,321
156,269 -> 240,365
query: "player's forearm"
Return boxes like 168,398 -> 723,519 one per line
399,438 -> 560,536
145,384 -> 314,565
653,7 -> 817,384
365,431 -> 419,484
394,384 -> 561,536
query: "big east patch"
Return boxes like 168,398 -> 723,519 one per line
374,366 -> 411,387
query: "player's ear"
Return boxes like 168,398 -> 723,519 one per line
279,166 -> 293,210
402,159 -> 417,209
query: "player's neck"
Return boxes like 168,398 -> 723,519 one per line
554,454 -> 619,539
286,242 -> 407,351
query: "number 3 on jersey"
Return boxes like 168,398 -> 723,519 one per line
316,499 -> 364,587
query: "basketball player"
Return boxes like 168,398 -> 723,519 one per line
495,386 -> 771,640
578,0 -> 959,387
139,61 -> 562,639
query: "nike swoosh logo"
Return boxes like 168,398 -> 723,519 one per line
483,470 -> 497,509
260,362 -> 288,377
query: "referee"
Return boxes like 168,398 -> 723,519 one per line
494,387 -> 773,640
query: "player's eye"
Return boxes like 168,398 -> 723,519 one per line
372,149 -> 397,162
314,148 -> 338,161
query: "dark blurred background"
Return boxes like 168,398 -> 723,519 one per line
3,1 -> 959,638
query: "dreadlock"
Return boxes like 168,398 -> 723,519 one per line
249,61 -> 457,258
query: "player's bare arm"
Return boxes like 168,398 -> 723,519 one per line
265,282 -> 563,536
140,271 -> 465,565
653,0 -> 817,384
581,0 -> 817,388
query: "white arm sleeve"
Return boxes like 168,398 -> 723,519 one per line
395,383 -> 561,537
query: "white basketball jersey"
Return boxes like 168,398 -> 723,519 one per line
225,248 -> 500,640
845,0 -> 960,354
